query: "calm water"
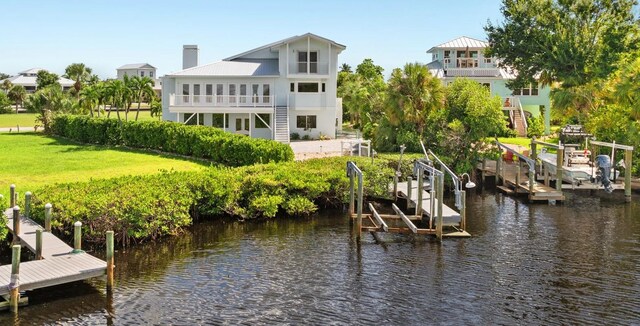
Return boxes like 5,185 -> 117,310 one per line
2,189 -> 639,325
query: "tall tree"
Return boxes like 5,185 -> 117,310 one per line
485,0 -> 639,89
1,79 -> 13,93
79,84 -> 99,117
0,73 -> 10,80
8,85 -> 27,113
339,63 -> 352,73
36,70 -> 60,89
385,63 -> 445,135
64,63 -> 93,97
0,92 -> 12,113
129,76 -> 156,121
106,79 -> 128,121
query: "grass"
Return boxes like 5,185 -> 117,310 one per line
0,132 -> 207,192
496,137 -> 532,147
0,110 -> 159,128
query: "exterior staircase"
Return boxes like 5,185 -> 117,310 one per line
274,106 -> 290,143
512,112 -> 527,137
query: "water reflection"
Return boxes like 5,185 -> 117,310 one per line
0,191 -> 638,325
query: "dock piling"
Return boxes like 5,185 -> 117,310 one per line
515,164 -> 521,195
407,177 -> 413,209
625,149 -> 632,202
393,175 -> 398,201
496,156 -> 502,186
73,221 -> 83,253
24,192 -> 31,219
9,184 -> 16,208
35,229 -> 42,260
481,159 -> 487,184
12,206 -> 20,245
461,190 -> 466,230
9,245 -> 21,312
416,169 -> 423,219
44,203 -> 52,232
436,173 -> 444,241
106,231 -> 114,289
556,145 -> 564,192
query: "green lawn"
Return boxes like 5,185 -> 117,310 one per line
0,110 -> 159,128
0,133 -> 207,192
496,137 -> 532,147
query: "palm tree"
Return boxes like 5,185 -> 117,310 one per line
63,63 -> 93,97
129,76 -> 155,121
79,84 -> 99,117
1,79 -> 13,93
340,63 -> 352,73
8,85 -> 27,114
106,79 -> 128,121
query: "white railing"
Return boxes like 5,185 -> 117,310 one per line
503,96 -> 527,133
444,68 -> 501,77
288,62 -> 329,75
171,94 -> 275,107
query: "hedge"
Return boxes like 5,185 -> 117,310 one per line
49,115 -> 294,166
27,156 -> 394,246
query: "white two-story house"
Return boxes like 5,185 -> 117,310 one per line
161,33 -> 345,143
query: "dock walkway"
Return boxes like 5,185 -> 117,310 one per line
478,160 -> 565,201
395,181 -> 461,226
1,208 -> 106,297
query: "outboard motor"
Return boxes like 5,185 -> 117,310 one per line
595,155 -> 614,193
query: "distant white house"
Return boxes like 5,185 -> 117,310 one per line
116,63 -> 161,96
161,33 -> 346,143
0,68 -> 74,93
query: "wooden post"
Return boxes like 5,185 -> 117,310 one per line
544,164 -> 550,186
416,169 -> 423,219
73,221 -> 83,253
10,184 -> 16,208
530,138 -> 537,163
24,191 -> 31,219
529,163 -> 535,201
393,175 -> 398,201
12,206 -> 20,245
36,229 -> 42,260
556,145 -> 564,192
348,173 -> 355,215
10,245 -> 21,312
436,173 -> 444,241
481,159 -> 487,184
407,177 -> 413,209
496,157 -> 502,186
45,203 -> 52,232
515,164 -> 520,195
460,190 -> 466,230
625,149 -> 632,203
106,231 -> 115,289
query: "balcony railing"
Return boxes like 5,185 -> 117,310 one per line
171,95 -> 275,107
444,68 -> 501,77
288,62 -> 329,75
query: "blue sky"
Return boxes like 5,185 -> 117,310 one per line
0,0 -> 503,79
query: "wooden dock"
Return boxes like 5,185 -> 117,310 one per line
1,208 -> 106,298
478,160 -> 565,201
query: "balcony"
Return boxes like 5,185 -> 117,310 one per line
288,62 -> 329,76
169,95 -> 275,113
444,68 -> 501,77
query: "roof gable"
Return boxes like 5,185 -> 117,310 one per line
224,33 -> 346,61
117,63 -> 156,70
427,36 -> 489,53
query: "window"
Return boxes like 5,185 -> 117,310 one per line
483,58 -> 492,64
263,84 -> 270,103
236,118 -> 242,130
290,83 -> 295,92
255,113 -> 271,128
240,84 -> 247,103
184,113 -> 204,125
216,84 -> 224,103
229,84 -> 236,103
298,51 -> 318,73
150,72 -> 154,78
512,83 -> 539,96
298,82 -> 319,93
212,114 -> 228,128
205,84 -> 213,103
322,83 -> 326,92
182,84 -> 189,103
481,83 -> 490,90
252,84 -> 259,103
193,84 -> 200,103
140,71 -> 145,77
244,118 -> 250,131
296,115 -> 317,130
444,50 -> 451,58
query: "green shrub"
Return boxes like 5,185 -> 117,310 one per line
49,115 -> 294,166
28,156 -> 395,245
526,114 -> 545,138
290,132 -> 300,140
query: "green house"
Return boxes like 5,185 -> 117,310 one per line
427,36 -> 551,135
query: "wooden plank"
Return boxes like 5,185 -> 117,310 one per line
368,203 -> 388,232
392,204 -> 417,234
497,185 -> 515,194
396,181 -> 461,224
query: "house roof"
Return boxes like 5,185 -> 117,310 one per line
1,74 -> 74,87
18,68 -> 45,75
117,63 -> 156,70
427,36 -> 489,53
167,59 -> 279,77
224,33 -> 346,61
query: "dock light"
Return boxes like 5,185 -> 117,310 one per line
461,173 -> 476,189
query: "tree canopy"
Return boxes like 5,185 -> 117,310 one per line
36,70 -> 60,89
485,0 -> 640,89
